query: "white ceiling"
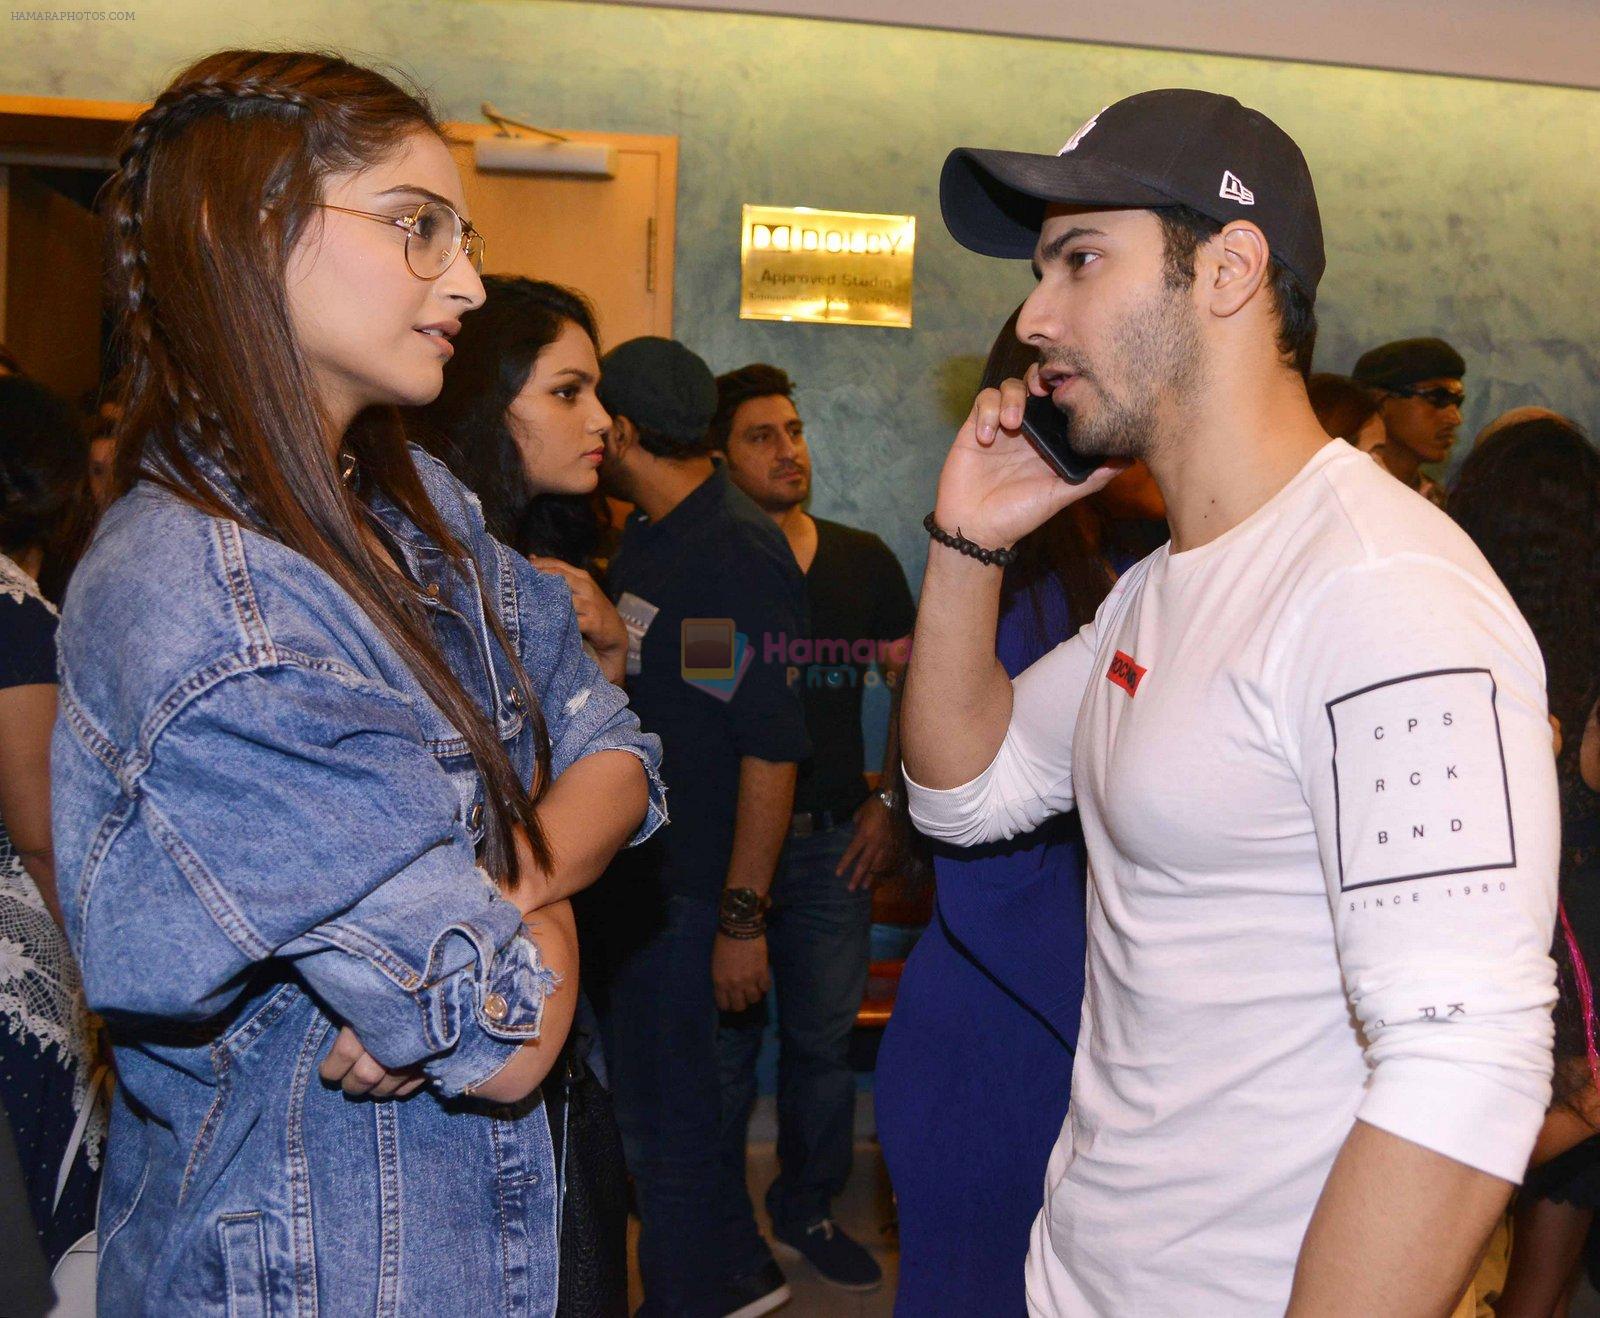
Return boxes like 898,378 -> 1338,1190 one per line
601,0 -> 1600,91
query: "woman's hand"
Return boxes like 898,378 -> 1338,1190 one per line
529,556 -> 628,685
319,1026 -> 427,1100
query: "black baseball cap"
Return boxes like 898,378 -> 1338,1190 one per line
941,89 -> 1325,293
597,336 -> 718,452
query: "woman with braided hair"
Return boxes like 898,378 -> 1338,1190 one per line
49,48 -> 664,1314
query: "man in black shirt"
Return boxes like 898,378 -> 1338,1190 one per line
596,339 -> 811,1318
710,364 -> 917,1294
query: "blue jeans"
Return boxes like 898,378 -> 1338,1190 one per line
717,822 -> 873,1254
601,892 -> 747,1317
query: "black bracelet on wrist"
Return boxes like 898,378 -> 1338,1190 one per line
923,511 -> 1018,568
718,919 -> 766,940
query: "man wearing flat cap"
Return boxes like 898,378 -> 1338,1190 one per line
902,89 -> 1558,1316
592,337 -> 810,1317
1353,336 -> 1467,506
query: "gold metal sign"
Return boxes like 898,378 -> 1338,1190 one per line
739,205 -> 916,329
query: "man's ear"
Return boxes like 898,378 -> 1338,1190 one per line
1209,221 -> 1271,319
608,415 -> 635,460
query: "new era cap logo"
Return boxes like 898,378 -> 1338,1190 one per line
1219,170 -> 1255,205
1058,105 -> 1108,156
1107,650 -> 1147,697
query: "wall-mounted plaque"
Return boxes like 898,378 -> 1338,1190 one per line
739,204 -> 915,329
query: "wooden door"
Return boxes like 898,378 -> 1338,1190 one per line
0,163 -> 105,402
444,123 -> 676,349
0,97 -> 677,384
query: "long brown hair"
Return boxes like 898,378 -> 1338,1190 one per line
101,49 -> 552,883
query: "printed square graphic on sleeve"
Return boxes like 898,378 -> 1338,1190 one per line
1326,667 -> 1515,892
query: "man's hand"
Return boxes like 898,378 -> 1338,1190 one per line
838,796 -> 904,892
319,1026 -> 427,1100
529,556 -> 629,685
713,933 -> 771,1012
934,371 -> 1122,551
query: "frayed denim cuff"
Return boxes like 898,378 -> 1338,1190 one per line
421,888 -> 562,1098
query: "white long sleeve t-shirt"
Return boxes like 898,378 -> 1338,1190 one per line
906,441 -> 1559,1316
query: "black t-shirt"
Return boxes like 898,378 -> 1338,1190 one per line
0,589 -> 57,689
793,518 -> 917,817
607,467 -> 810,898
0,569 -> 59,870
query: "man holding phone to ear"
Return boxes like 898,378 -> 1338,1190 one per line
902,90 -> 1559,1316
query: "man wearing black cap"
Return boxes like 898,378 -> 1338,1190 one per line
904,90 -> 1558,1315
1352,336 -> 1468,505
593,337 -> 811,1317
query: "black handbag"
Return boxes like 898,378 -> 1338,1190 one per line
551,1026 -> 630,1318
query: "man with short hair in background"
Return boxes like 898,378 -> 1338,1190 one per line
1352,336 -> 1467,505
593,337 -> 810,1318
711,363 -> 915,1295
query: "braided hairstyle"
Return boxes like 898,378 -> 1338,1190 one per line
100,50 -> 555,885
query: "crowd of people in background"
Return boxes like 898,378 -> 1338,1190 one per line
2,47 -> 1599,1318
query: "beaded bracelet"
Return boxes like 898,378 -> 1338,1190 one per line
923,511 -> 1018,568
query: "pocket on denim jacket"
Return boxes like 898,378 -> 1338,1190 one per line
218,1211 -> 269,1318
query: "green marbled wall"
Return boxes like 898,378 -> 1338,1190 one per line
4,0 -> 1597,589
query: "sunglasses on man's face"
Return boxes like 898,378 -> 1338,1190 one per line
1388,385 -> 1465,410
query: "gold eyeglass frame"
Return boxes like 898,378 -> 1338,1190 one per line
314,199 -> 486,280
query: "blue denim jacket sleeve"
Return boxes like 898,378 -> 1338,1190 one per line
111,655 -> 553,1098
491,536 -> 667,845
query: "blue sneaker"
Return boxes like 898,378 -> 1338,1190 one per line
772,1216 -> 883,1292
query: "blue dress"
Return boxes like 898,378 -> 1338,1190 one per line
877,573 -> 1088,1317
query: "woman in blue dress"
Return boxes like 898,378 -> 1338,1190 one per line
876,311 -> 1158,1315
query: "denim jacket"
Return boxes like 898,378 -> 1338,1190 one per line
50,446 -> 665,1316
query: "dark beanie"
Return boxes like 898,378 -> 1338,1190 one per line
597,337 -> 717,452
1351,337 -> 1466,391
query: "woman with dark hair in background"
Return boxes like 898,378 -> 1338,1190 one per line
1307,372 -> 1386,454
410,275 -> 638,1317
0,375 -> 104,1292
50,49 -> 664,1314
875,308 -> 1126,1316
1451,415 -> 1600,1317
411,275 -> 628,685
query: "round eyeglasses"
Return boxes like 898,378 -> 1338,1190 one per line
314,199 -> 485,280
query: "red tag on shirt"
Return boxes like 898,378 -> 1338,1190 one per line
1107,650 -> 1147,697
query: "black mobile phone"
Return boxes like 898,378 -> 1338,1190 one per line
1020,392 -> 1102,484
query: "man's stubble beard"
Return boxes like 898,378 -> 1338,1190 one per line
1048,280 -> 1206,464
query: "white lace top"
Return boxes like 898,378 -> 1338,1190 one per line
0,550 -> 104,1171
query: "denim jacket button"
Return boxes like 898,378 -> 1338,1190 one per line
424,582 -> 441,600
467,802 -> 484,831
507,686 -> 525,711
483,992 -> 509,1022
